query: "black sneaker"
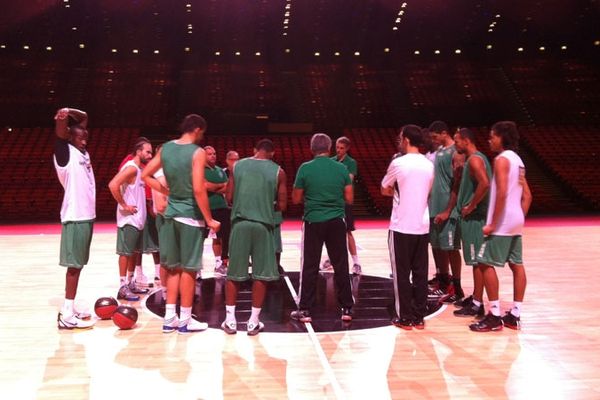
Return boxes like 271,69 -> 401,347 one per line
442,293 -> 462,304
290,309 -> 312,323
427,275 -> 439,288
501,311 -> 521,330
453,303 -> 485,318
413,318 -> 425,330
392,317 -> 413,330
469,313 -> 503,332
341,307 -> 353,322
454,295 -> 473,308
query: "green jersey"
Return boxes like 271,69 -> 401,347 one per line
454,151 -> 492,219
294,155 -> 351,223
161,140 -> 203,220
429,144 -> 456,217
332,154 -> 357,178
205,165 -> 228,210
231,157 -> 280,227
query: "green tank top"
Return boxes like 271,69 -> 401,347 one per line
161,140 -> 203,219
429,144 -> 456,217
231,157 -> 279,227
454,151 -> 492,219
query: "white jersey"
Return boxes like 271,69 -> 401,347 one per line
54,143 -> 96,223
116,160 -> 147,230
151,168 -> 165,215
487,150 -> 525,236
381,153 -> 434,235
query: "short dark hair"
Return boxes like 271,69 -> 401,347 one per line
420,128 -> 434,154
428,120 -> 449,134
179,114 -> 207,133
491,121 -> 519,151
401,124 -> 424,148
457,127 -> 476,143
255,139 -> 274,152
131,136 -> 150,155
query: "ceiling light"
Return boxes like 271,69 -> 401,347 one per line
184,47 -> 190,52
23,45 -> 30,50
334,51 -> 340,56
154,50 -> 159,54
111,49 -> 117,53
0,44 -> 6,49
285,48 -> 291,53
235,51 -> 241,56
539,46 -> 545,51
215,51 -> 221,56
455,49 -> 461,54
561,45 -> 567,50
486,44 -> 493,49
517,47 -> 524,52
594,40 -> 600,46
434,50 -> 440,54
132,49 -> 139,54
414,50 -> 420,55
72,27 -> 77,31
384,48 -> 390,53
392,26 -> 398,31
46,46 -> 52,51
79,43 -> 85,49
255,52 -> 261,56
314,52 -> 320,56
354,51 -> 360,56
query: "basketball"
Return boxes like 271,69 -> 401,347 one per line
94,296 -> 119,320
112,305 -> 138,330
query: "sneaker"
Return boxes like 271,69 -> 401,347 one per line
454,295 -> 473,308
117,284 -> 140,301
178,319 -> 208,334
427,275 -> 439,287
453,303 -> 485,318
320,259 -> 334,273
290,309 -> 312,323
74,310 -> 91,320
351,264 -> 362,275
469,313 -> 503,332
214,263 -> 228,278
427,287 -> 447,300
413,318 -> 425,330
162,315 -> 179,333
247,320 -> 264,336
221,320 -> 237,335
128,280 -> 149,295
392,317 -> 413,330
57,312 -> 94,330
341,307 -> 353,322
442,294 -> 462,304
501,311 -> 521,330
135,272 -> 153,288
154,276 -> 161,285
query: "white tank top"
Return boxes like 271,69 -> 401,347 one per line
116,160 -> 147,230
54,144 -> 96,223
487,150 -> 525,236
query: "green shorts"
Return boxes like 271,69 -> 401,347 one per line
430,218 -> 461,250
60,220 -> 94,268
142,213 -> 159,253
228,219 -> 278,282
155,214 -> 166,265
116,224 -> 143,256
460,217 -> 485,266
274,210 -> 283,254
476,235 -> 523,268
159,218 -> 205,271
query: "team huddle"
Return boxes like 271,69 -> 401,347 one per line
53,107 -> 531,335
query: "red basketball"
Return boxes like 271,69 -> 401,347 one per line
112,305 -> 138,330
94,297 -> 119,320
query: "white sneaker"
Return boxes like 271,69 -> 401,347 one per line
351,264 -> 362,275
135,272 -> 153,288
57,312 -> 95,330
178,319 -> 208,334
74,310 -> 91,320
247,320 -> 264,336
162,315 -> 179,333
320,259 -> 334,273
221,320 -> 237,335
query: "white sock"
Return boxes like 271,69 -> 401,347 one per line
215,256 -> 222,263
119,276 -> 127,286
351,255 -> 360,265
127,272 -> 134,283
512,302 -> 522,317
61,299 -> 74,316
180,306 -> 192,325
165,304 -> 177,321
155,264 -> 161,278
225,305 -> 236,323
490,300 -> 501,316
135,265 -> 143,277
249,306 -> 261,325
472,299 -> 482,307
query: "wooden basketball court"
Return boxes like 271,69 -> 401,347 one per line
1,216 -> 599,399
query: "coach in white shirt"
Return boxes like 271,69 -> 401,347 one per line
381,125 -> 434,330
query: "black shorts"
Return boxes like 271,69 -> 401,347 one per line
344,204 -> 355,232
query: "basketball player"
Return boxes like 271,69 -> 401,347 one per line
322,136 -> 362,274
54,107 -> 95,330
108,138 -> 153,301
204,146 -> 231,277
142,114 -> 220,334
381,125 -> 434,330
291,133 -> 354,323
150,157 -> 169,290
451,128 -> 492,319
428,121 -> 465,299
221,139 -> 287,335
470,121 -> 532,332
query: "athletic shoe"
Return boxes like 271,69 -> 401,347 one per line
290,309 -> 312,323
214,263 -> 228,278
427,287 -> 447,300
154,276 -> 161,286
135,272 -> 153,288
320,259 -> 334,273
74,310 -> 91,320
351,264 -> 362,275
501,311 -> 521,330
427,275 -> 439,289
413,318 -> 425,330
128,280 -> 149,294
162,315 -> 178,333
442,294 -> 462,304
454,295 -> 473,308
341,307 -> 353,322
57,312 -> 94,330
469,313 -> 503,332
117,284 -> 140,301
221,320 -> 237,335
392,317 -> 413,330
247,321 -> 264,336
178,319 -> 208,334
453,303 -> 485,318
